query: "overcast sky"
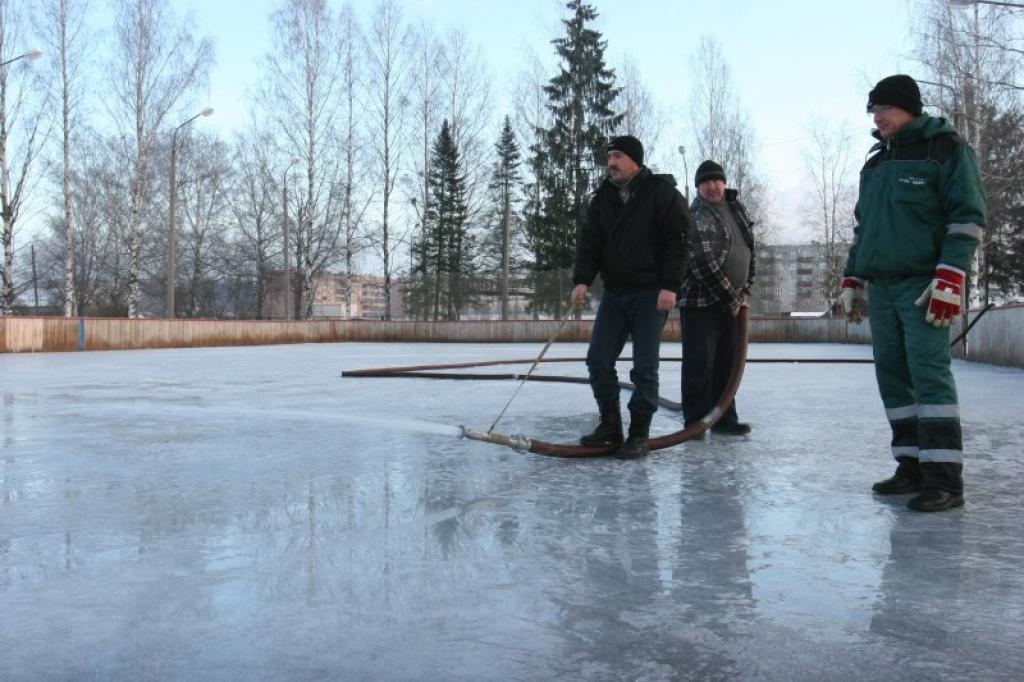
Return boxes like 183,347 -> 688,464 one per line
168,0 -> 920,242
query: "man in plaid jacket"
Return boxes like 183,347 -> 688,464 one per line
679,160 -> 755,435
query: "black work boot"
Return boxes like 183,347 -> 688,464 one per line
616,410 -> 652,459
580,401 -> 623,447
710,421 -> 752,435
909,462 -> 964,512
872,456 -> 924,495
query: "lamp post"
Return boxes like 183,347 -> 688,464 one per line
677,146 -> 690,202
0,48 -> 42,68
166,107 -> 213,318
948,0 -> 1024,7
282,158 -> 300,320
0,49 -> 41,317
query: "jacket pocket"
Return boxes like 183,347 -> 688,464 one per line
893,177 -> 934,206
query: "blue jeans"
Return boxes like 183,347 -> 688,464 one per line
586,289 -> 668,416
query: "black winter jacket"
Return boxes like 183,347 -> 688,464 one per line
572,168 -> 690,293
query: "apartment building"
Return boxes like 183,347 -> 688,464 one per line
752,243 -> 837,314
264,271 -> 393,319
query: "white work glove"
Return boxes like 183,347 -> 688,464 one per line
839,276 -> 865,323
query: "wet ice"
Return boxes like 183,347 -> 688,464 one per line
1,342 -> 1022,680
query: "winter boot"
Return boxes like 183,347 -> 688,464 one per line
908,462 -> 964,512
580,401 -> 624,447
616,410 -> 652,459
710,421 -> 752,435
872,456 -> 924,495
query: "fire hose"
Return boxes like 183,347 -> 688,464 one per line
341,303 -> 994,458
343,309 -> 751,458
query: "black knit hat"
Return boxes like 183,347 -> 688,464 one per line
867,74 -> 923,116
694,160 -> 726,188
607,135 -> 644,166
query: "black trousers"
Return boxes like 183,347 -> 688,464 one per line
681,306 -> 740,427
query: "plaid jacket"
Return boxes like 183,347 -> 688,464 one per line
679,190 -> 755,312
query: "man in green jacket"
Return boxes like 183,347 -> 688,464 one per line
840,74 -> 986,512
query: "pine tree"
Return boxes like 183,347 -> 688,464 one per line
526,0 -> 622,315
481,116 -> 522,320
979,104 -> 1024,302
409,120 -> 471,320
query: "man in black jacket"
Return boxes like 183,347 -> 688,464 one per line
571,135 -> 690,458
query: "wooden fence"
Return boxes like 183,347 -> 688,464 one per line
2,306 -> 1021,368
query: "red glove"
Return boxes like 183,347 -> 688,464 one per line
838,276 -> 865,323
914,265 -> 964,328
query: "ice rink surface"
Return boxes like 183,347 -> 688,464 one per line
2,341 -> 1023,681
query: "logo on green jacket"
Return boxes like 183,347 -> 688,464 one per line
897,176 -> 928,186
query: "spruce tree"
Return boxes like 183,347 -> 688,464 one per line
979,105 -> 1024,301
527,0 -> 622,314
415,119 -> 470,320
482,116 -> 522,319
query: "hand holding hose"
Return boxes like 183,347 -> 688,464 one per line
657,289 -> 677,312
571,284 -> 589,309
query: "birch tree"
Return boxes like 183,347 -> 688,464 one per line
405,18 -> 442,309
260,0 -> 348,319
801,118 -> 856,306
614,57 -> 665,168
336,4 -> 369,316
229,126 -> 278,318
108,0 -> 211,317
365,0 -> 410,320
176,130 -> 232,317
0,1 -> 47,316
40,0 -> 88,316
687,36 -> 767,225
911,0 -> 1024,302
438,27 -> 492,231
513,51 -> 551,319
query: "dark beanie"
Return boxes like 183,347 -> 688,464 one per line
694,160 -> 726,188
867,74 -> 923,116
607,135 -> 644,166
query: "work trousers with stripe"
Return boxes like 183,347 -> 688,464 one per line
868,276 -> 963,493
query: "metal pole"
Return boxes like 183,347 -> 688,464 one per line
677,146 -> 690,202
282,172 -> 291,320
31,242 -> 38,312
167,129 -> 179,318
165,109 -> 213,319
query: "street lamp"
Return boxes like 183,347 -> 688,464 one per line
948,0 -> 1024,8
0,48 -> 42,68
166,107 -> 213,318
282,157 -> 301,320
677,146 -> 690,202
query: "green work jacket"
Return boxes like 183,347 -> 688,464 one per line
844,114 -> 986,281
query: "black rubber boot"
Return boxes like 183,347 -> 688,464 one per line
872,456 -> 924,495
616,411 -> 652,459
580,401 -> 623,447
909,462 -> 964,512
710,421 -> 751,435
